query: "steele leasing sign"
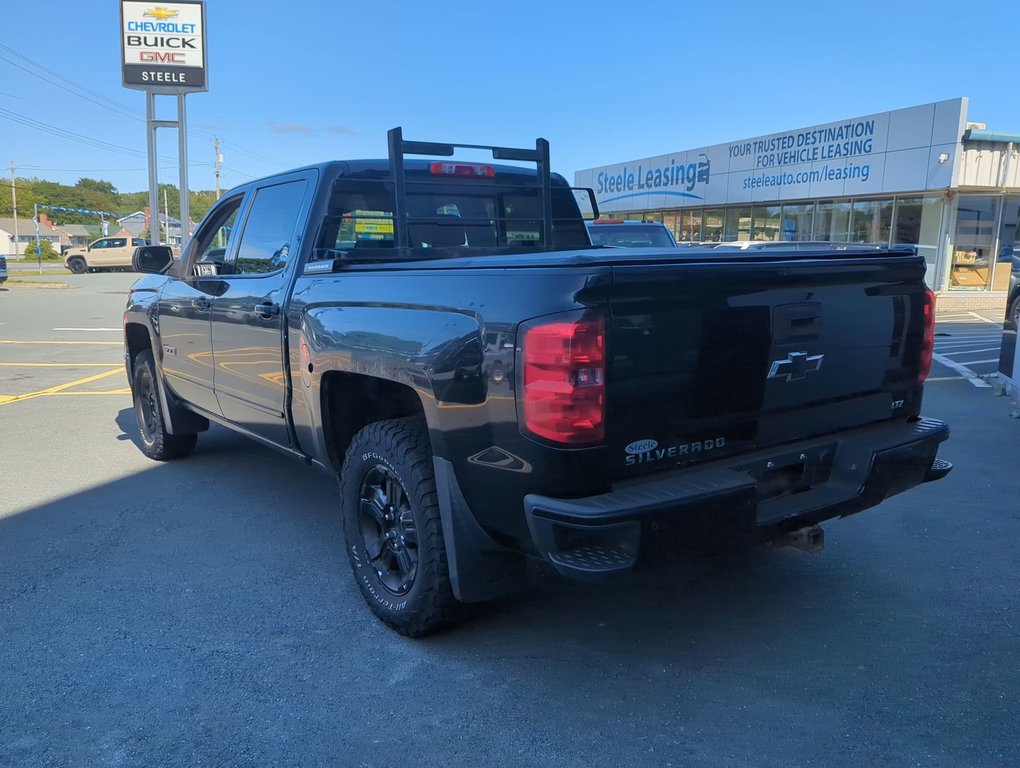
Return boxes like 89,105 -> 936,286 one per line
576,99 -> 968,212
121,1 -> 207,91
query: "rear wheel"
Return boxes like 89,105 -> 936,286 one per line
67,257 -> 86,275
339,417 -> 461,636
131,349 -> 197,460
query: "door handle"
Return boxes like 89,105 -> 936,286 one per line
191,297 -> 211,310
254,301 -> 280,319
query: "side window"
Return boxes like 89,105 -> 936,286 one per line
229,180 -> 307,275
92,239 -> 110,249
189,194 -> 245,272
132,238 -> 145,246
110,238 -> 127,248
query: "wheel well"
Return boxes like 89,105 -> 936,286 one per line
124,323 -> 152,372
321,372 -> 426,471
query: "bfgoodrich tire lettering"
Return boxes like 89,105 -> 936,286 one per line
131,349 -> 197,461
340,417 -> 461,636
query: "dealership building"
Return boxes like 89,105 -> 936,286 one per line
575,97 -> 1019,306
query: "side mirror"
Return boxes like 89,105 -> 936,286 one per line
133,245 -> 174,273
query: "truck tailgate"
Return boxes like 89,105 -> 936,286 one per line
606,252 -> 928,480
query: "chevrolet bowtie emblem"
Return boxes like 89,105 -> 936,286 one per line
767,351 -> 824,382
144,7 -> 180,20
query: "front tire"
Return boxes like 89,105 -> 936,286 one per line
131,349 -> 197,460
340,417 -> 461,636
67,257 -> 86,274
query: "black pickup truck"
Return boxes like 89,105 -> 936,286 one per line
124,128 -> 951,636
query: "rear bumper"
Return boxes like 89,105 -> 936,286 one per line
524,417 -> 949,579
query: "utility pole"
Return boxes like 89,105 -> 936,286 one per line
214,137 -> 222,200
10,161 -> 18,259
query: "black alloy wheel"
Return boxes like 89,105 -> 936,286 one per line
339,417 -> 460,636
130,349 -> 197,460
358,465 -> 419,595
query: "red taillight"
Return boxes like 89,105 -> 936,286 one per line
522,315 -> 605,445
429,162 -> 496,178
919,289 -> 935,382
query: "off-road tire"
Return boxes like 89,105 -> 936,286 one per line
340,417 -> 461,636
1007,295 -> 1020,331
67,257 -> 87,275
131,349 -> 197,460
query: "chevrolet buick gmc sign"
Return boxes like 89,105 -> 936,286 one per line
121,1 -> 207,92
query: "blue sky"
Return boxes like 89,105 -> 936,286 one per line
3,0 -> 1020,194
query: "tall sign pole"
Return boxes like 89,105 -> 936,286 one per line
121,1 -> 207,249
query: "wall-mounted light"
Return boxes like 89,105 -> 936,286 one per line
938,152 -> 950,164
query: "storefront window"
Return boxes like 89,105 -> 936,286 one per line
662,211 -> 680,242
681,209 -> 703,241
951,195 -> 1000,290
849,198 -> 893,243
751,205 -> 782,241
702,209 -> 724,242
779,203 -> 814,241
814,201 -> 851,241
993,196 -> 1020,291
893,196 -> 944,285
724,206 -> 752,241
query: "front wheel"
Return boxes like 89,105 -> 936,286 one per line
131,349 -> 197,460
66,257 -> 87,274
339,417 -> 461,636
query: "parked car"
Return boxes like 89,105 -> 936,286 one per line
586,219 -> 677,247
1006,247 -> 1020,330
63,237 -> 149,274
0,255 -> 7,285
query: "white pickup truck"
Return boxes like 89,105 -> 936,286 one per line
64,236 -> 149,274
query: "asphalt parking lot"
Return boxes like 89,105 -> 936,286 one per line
1,275 -> 1018,767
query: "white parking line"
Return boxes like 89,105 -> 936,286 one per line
931,353 -> 992,387
947,358 -> 1000,365
937,347 -> 1003,356
968,312 -> 1003,326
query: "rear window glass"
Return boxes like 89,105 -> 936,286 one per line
316,175 -> 589,258
587,225 -> 674,248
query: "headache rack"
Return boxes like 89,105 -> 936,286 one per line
387,126 -> 554,250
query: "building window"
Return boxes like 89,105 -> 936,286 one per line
703,209 -> 724,242
993,196 -> 1019,291
814,201 -> 851,241
893,196 -> 944,284
724,206 -> 752,241
662,211 -> 679,241
849,198 -> 893,244
681,209 -> 703,241
751,205 -> 782,241
780,203 -> 814,241
951,195 -> 1000,290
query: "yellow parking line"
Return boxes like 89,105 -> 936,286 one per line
48,389 -> 132,396
0,367 -> 123,406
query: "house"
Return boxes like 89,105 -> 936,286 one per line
55,223 -> 93,249
0,217 -> 64,258
117,210 -> 195,247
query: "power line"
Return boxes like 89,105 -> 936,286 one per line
0,44 -> 281,171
